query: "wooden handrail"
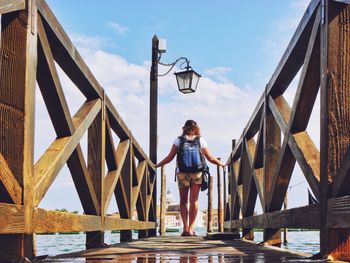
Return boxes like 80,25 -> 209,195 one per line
223,0 -> 350,259
0,0 -> 157,257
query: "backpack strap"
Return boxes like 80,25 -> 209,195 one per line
177,135 -> 186,153
195,136 -> 207,170
175,136 -> 186,182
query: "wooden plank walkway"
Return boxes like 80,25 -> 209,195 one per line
40,236 -> 333,262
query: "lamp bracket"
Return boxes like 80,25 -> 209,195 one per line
157,54 -> 191,77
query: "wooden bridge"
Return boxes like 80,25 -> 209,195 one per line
0,0 -> 350,262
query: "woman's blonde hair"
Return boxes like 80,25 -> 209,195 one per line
182,120 -> 201,136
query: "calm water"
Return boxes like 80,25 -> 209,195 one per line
36,229 -> 320,257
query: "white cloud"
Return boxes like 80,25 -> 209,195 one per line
204,67 -> 232,83
106,21 -> 129,35
70,33 -> 106,51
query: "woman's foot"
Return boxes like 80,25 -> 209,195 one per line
181,231 -> 191,236
188,229 -> 197,236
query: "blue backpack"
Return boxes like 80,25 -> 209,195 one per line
176,136 -> 206,173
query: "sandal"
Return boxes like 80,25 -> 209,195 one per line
190,231 -> 197,236
181,231 -> 191,236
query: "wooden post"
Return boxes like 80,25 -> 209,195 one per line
320,1 -> 350,260
283,193 -> 288,245
230,140 -> 240,236
120,143 -> 133,242
148,35 -> 159,237
223,166 -> 227,229
0,0 -> 37,259
217,158 -> 224,233
207,175 -> 213,233
86,109 -> 105,248
138,168 -> 148,239
159,166 -> 166,236
263,85 -> 281,247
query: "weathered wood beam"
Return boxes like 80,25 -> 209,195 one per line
240,141 -> 257,240
69,146 -> 100,215
265,97 -> 294,212
0,0 -> 25,15
240,144 -> 254,216
253,113 -> 264,169
268,96 -> 290,135
288,132 -> 320,199
37,14 -> 74,137
105,116 -> 117,171
327,195 -> 350,228
289,10 -> 321,133
144,174 -> 156,226
0,2 -> 37,258
320,2 -> 350,260
104,217 -> 156,231
0,203 -> 25,233
237,185 -> 244,215
245,139 -> 264,209
264,99 -> 281,212
231,204 -> 321,229
264,94 -> 282,246
106,100 -> 155,170
33,99 -> 101,206
86,109 -> 106,247
232,159 -> 243,212
34,208 -> 102,233
104,140 -> 130,213
137,168 -> 148,238
0,153 -> 22,204
35,210 -> 156,233
131,161 -> 147,210
0,203 -> 156,234
330,149 -> 350,197
114,145 -> 132,220
267,137 -> 296,212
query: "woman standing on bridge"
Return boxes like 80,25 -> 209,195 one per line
156,120 -> 225,236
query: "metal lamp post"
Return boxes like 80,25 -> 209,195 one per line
148,34 -> 201,237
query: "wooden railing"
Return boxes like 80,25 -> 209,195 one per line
0,0 -> 156,259
223,0 -> 350,260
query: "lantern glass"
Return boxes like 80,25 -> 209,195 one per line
175,69 -> 201,94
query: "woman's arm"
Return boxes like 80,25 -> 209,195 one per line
202,147 -> 225,167
155,144 -> 178,168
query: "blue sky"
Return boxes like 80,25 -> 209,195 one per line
46,0 -> 306,89
39,0 -> 317,215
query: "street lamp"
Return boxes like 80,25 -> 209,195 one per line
157,47 -> 201,94
147,35 -> 201,238
175,65 -> 201,94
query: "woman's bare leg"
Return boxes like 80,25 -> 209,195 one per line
179,187 -> 190,233
188,184 -> 201,234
